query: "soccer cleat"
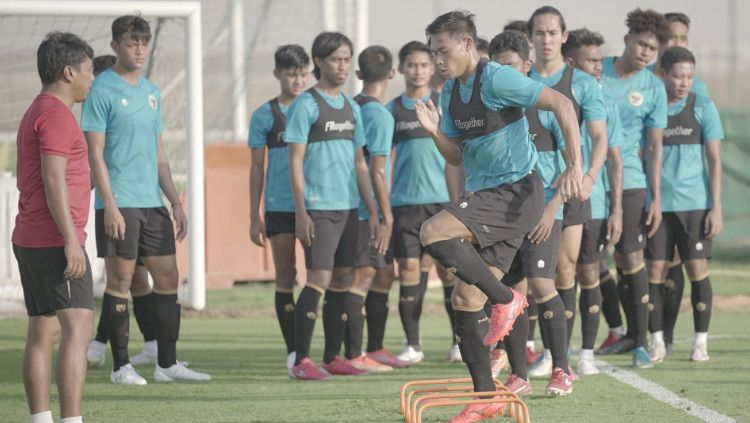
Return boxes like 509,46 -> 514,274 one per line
546,367 -> 573,397
649,342 -> 667,364
483,289 -> 528,346
110,363 -> 147,385
690,344 -> 710,362
321,355 -> 368,376
348,354 -> 393,372
87,340 -> 106,368
576,357 -> 600,375
528,352 -> 553,379
154,362 -> 212,382
595,332 -> 621,354
446,344 -> 463,363
396,345 -> 424,364
504,374 -> 532,396
525,345 -> 539,365
567,365 -> 579,382
291,357 -> 329,381
447,401 -> 506,423
490,348 -> 509,378
599,337 -> 634,355
367,348 -> 410,368
130,340 -> 158,366
632,346 -> 654,368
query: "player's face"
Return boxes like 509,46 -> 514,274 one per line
491,51 -> 531,75
665,61 -> 694,100
399,51 -> 434,89
569,45 -> 602,80
429,32 -> 471,79
111,33 -> 150,72
624,31 -> 659,71
276,67 -> 309,97
71,57 -> 95,102
666,21 -> 689,48
318,45 -> 352,87
531,14 -> 568,63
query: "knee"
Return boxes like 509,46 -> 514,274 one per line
276,267 -> 297,292
419,220 -> 437,246
647,260 -> 667,283
684,259 -> 708,281
576,264 -> 597,288
617,251 -> 643,272
450,282 -> 485,310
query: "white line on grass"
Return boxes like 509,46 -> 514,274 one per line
594,359 -> 737,422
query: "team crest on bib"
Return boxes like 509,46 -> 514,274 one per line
629,91 -> 644,107
148,94 -> 158,109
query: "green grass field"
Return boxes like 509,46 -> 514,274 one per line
0,255 -> 748,422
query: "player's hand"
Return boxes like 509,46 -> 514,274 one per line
368,215 -> 382,251
528,206 -> 557,244
376,215 -> 393,256
172,203 -> 188,242
581,173 -> 594,200
553,166 -> 583,202
64,241 -> 86,280
104,207 -> 126,241
415,98 -> 440,137
606,209 -> 623,249
704,208 -> 723,239
645,199 -> 662,239
296,211 -> 315,247
250,216 -> 266,247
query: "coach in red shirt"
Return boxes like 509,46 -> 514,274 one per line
12,32 -> 94,423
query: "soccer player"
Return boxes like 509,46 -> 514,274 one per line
646,47 -> 723,363
13,31 -> 94,423
476,38 -> 490,60
525,6 -> 609,379
248,45 -> 310,375
343,45 -> 399,372
503,20 -> 535,64
82,15 -> 211,384
596,9 -> 668,368
286,32 -> 381,380
415,11 -> 584,421
651,13 -> 709,98
562,28 -> 625,374
490,29 -> 573,397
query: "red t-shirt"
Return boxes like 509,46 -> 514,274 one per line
12,93 -> 91,248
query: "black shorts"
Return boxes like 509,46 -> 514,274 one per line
353,220 -> 394,268
95,207 -> 176,259
392,203 -> 446,259
615,189 -> 647,254
501,220 -> 564,285
562,199 -> 591,227
645,210 -> 712,261
13,245 -> 94,316
578,218 -> 608,265
443,172 -> 544,273
265,211 -> 295,237
303,209 -> 358,270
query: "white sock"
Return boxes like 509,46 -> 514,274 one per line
652,330 -> 664,346
526,340 -> 535,349
542,349 -> 551,360
30,411 -> 53,423
580,349 -> 594,360
611,325 -> 625,336
61,417 -> 82,423
694,332 -> 708,346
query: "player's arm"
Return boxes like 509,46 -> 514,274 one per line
249,147 -> 267,246
645,127 -> 663,238
445,163 -> 465,202
41,154 -> 85,279
355,148 -> 381,250
606,146 -> 624,248
704,140 -> 723,239
85,131 -> 125,241
415,98 -> 463,165
157,136 -> 187,241
370,153 -> 392,255
585,119 -> 608,197
287,143 -> 313,246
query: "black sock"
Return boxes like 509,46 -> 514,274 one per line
399,284 -> 421,347
537,296 -> 568,371
690,277 -> 712,333
293,286 -> 322,365
94,306 -> 109,344
617,268 -> 635,339
454,310 -> 493,392
103,293 -> 129,371
132,292 -> 157,343
322,290 -> 347,364
648,283 -> 665,333
504,309 -> 529,379
557,286 -> 577,347
424,239 -> 513,304
663,265 -> 685,344
443,286 -> 457,343
344,291 -> 365,359
527,294 -> 537,343
274,291 -> 296,354
414,271 -> 429,321
152,292 -> 179,368
629,267 -> 649,349
365,291 -> 388,352
599,272 -> 623,329
579,285 -> 602,350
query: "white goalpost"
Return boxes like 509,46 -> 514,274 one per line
0,1 -> 207,310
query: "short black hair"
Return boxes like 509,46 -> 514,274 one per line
311,31 -> 353,80
37,31 -> 94,85
112,14 -> 151,43
528,5 -> 566,34
562,28 -> 604,58
358,45 -> 393,83
476,38 -> 489,54
93,55 -> 116,76
626,9 -> 670,43
398,40 -> 431,65
489,30 -> 530,62
664,12 -> 691,28
425,10 -> 478,45
660,46 -> 695,73
503,20 -> 530,37
274,44 -> 309,70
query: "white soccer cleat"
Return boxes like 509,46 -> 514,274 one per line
154,362 -> 212,382
649,342 -> 667,364
690,344 -> 710,362
130,340 -> 158,366
87,340 -> 106,368
286,352 -> 296,377
528,351 -> 553,379
446,344 -> 462,363
396,345 -> 424,364
110,363 -> 147,385
576,357 -> 600,375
